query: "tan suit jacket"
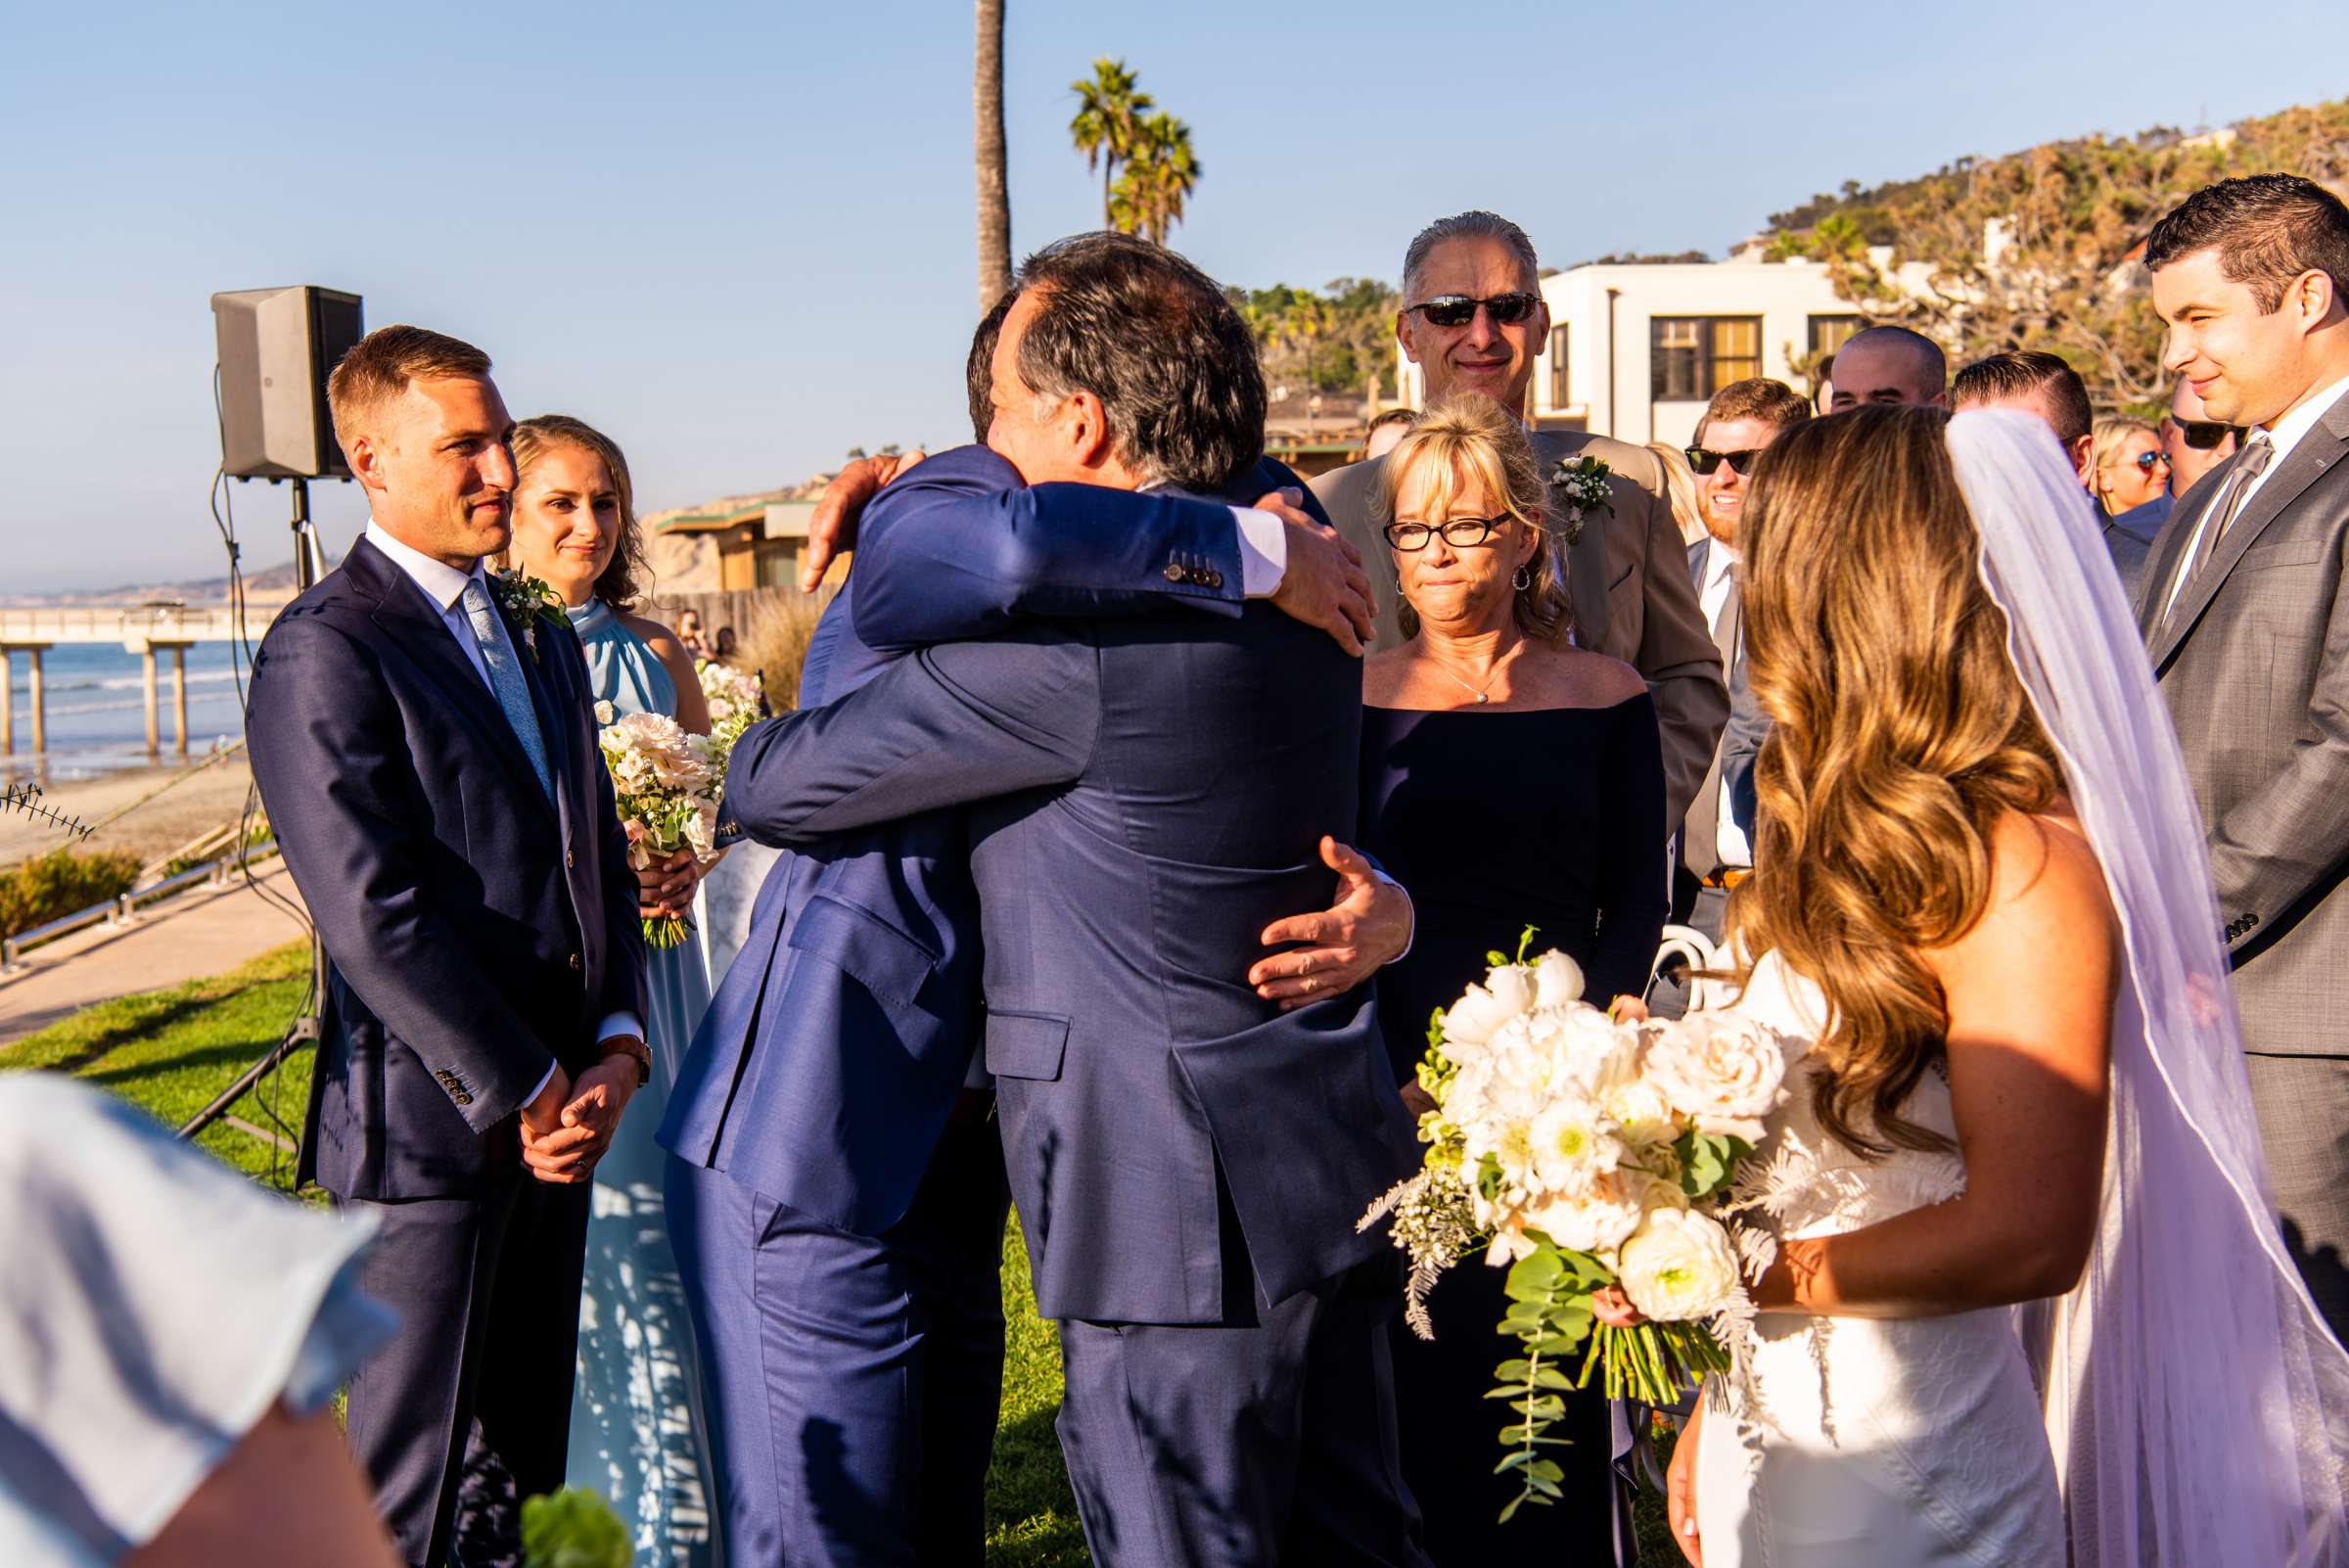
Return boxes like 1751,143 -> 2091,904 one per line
1313,429 -> 1729,824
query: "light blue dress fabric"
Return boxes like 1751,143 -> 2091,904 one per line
563,598 -> 722,1567
0,1073 -> 394,1568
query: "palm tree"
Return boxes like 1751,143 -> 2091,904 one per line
1109,112 -> 1200,245
1069,58 -> 1151,230
975,0 -> 1011,311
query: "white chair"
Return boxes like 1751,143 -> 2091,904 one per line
1647,923 -> 1731,1013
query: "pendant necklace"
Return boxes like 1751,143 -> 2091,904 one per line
1436,640 -> 1519,706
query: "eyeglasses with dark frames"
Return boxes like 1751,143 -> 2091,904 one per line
1685,446 -> 1766,478
1404,293 -> 1543,329
1384,516 -> 1508,551
2178,420 -> 2244,450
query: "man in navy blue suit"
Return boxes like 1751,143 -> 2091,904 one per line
246,327 -> 649,1568
692,235 -> 1430,1566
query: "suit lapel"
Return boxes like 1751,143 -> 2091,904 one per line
350,539 -> 559,822
2151,425 -> 2349,669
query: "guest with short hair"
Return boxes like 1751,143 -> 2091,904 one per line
1953,350 -> 2155,587
2090,415 -> 2169,518
1359,390 -> 1666,1563
1362,405 -> 1416,462
2121,377 -> 2241,538
1827,325 -> 1948,410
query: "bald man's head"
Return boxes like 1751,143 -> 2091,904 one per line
1828,326 -> 1948,411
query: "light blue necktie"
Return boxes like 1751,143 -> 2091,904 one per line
458,578 -> 555,802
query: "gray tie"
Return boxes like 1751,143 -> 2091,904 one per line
2169,434 -> 2275,628
459,578 -> 555,802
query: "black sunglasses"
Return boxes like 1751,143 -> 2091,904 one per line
2178,420 -> 2243,450
1405,292 -> 1542,329
1685,445 -> 1765,478
1384,517 -> 1506,551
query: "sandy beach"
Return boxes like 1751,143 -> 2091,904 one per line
1,752 -> 261,871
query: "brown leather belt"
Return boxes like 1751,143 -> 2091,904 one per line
1700,868 -> 1752,891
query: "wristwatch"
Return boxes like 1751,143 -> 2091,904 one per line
603,1037 -> 653,1087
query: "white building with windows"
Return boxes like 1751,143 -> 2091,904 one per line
1397,253 -> 1859,447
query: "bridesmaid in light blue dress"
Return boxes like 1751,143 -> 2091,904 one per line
508,414 -> 721,1568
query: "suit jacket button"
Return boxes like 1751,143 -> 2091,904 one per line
1163,563 -> 1185,582
1201,568 -> 1223,589
569,952 -> 582,973
566,849 -> 576,869
453,1092 -> 473,1106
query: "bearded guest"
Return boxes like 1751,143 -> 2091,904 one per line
245,327 -> 647,1568
504,413 -> 721,1566
1358,392 -> 1666,1563
2140,173 -> 2349,1341
1313,210 -> 1727,825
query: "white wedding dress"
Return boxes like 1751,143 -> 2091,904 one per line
1690,950 -> 2065,1566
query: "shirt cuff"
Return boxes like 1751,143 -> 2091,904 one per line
1232,507 -> 1288,597
522,1062 -> 558,1110
1370,868 -> 1415,964
596,1012 -> 644,1046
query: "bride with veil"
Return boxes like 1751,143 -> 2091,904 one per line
1662,405 -> 2349,1566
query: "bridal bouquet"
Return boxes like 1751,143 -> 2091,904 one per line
695,658 -> 764,778
594,701 -> 720,949
1361,933 -> 1787,1518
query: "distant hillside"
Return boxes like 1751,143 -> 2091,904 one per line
10,554 -> 327,607
1766,97 -> 2349,409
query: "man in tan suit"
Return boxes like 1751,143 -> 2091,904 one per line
1313,211 -> 1727,821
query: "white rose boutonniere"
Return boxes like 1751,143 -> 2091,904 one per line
490,571 -> 569,664
1548,454 -> 1614,548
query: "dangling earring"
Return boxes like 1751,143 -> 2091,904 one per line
1512,565 -> 1533,592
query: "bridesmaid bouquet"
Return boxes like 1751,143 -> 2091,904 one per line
695,658 -> 764,779
1360,932 -> 1789,1519
593,701 -> 720,949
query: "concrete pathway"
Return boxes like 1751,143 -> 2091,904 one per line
0,862 -> 310,1047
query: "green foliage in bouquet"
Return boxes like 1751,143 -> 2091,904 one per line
521,1487 -> 630,1568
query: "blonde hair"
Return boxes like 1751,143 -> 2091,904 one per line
509,414 -> 647,611
1645,441 -> 1706,544
327,324 -> 491,451
1730,405 -> 2062,1158
1372,392 -> 1572,644
2089,415 -> 2160,511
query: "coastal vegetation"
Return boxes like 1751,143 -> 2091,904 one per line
0,846 -> 141,943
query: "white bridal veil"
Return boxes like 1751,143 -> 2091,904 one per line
1947,409 -> 2349,1567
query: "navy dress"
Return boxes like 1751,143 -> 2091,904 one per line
1359,696 -> 1668,1564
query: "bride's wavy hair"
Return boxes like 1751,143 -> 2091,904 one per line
1728,404 -> 2061,1158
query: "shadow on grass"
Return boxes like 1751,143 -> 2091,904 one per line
26,992 -> 216,1077
81,1036 -> 289,1091
986,1407 -> 1088,1567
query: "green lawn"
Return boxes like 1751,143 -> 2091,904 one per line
3,941 -> 1673,1565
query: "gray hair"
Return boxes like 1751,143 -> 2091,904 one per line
1402,211 -> 1540,302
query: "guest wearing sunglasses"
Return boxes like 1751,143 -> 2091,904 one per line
2091,415 -> 2170,517
1359,391 -> 1667,1564
2119,376 -> 2242,539
1953,350 -> 2158,590
1313,210 -> 1727,829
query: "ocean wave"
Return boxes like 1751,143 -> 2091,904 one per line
38,692 -> 250,720
9,668 -> 245,698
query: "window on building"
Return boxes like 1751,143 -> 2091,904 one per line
1651,317 -> 1764,402
1546,325 -> 1570,409
1808,315 -> 1863,359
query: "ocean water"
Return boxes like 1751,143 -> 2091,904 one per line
2,640 -> 249,784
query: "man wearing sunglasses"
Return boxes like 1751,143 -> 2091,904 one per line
1311,210 -> 1727,825
2120,376 -> 2242,539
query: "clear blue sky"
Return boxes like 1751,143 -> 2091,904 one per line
2,0 -> 2338,594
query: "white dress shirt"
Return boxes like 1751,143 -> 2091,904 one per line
1697,540 -> 1753,871
363,522 -> 643,1098
2159,374 -> 2349,622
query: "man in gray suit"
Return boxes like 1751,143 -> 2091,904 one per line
1312,211 -> 1727,824
2139,173 -> 2349,1339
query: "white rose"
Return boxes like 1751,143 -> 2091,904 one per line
1617,1209 -> 1741,1321
1526,1171 -> 1646,1255
1443,964 -> 1536,1048
1641,1012 -> 1789,1143
1530,1005 -> 1638,1098
1533,949 -> 1586,1009
593,700 -> 617,726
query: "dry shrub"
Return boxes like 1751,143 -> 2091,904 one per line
1,848 -> 143,941
733,590 -> 833,712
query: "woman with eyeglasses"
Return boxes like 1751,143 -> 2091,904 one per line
1359,392 -> 1667,1562
2089,415 -> 2169,516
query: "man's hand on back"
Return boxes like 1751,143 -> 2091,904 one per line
800,450 -> 929,591
1256,489 -> 1374,656
1249,836 -> 1413,1011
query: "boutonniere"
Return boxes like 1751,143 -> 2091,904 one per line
1548,454 -> 1615,548
490,570 -> 568,664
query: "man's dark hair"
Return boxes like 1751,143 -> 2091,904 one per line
1698,378 -> 1811,443
1007,232 -> 1267,492
1952,350 -> 2093,445
967,288 -> 1017,442
2144,174 -> 2349,312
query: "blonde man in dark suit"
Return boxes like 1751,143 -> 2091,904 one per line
1312,211 -> 1727,822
